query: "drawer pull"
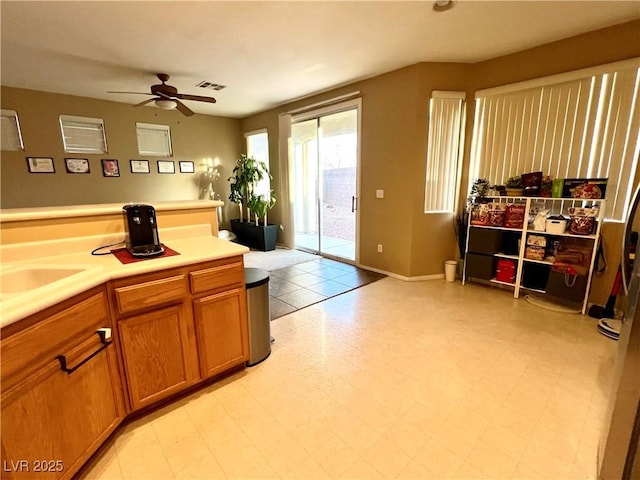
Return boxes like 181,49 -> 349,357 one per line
57,329 -> 112,374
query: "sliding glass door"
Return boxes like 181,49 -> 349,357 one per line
291,105 -> 359,261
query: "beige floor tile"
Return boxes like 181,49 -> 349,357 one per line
396,459 -> 438,479
360,436 -> 411,478
381,419 -> 430,457
464,439 -> 519,479
79,440 -> 122,480
81,276 -> 615,480
412,437 -> 465,478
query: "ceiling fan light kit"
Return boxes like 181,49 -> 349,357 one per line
155,99 -> 178,110
433,0 -> 454,12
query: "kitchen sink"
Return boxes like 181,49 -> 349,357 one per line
0,266 -> 91,295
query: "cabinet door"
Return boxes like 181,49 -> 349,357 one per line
1,339 -> 122,480
193,288 -> 249,379
118,303 -> 199,410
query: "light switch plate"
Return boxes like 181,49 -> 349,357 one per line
376,189 -> 384,199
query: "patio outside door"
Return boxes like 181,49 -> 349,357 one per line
291,106 -> 358,261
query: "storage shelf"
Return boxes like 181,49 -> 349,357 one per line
470,225 -> 522,232
523,258 -> 553,265
526,229 -> 597,239
463,196 -> 605,314
520,285 -> 547,294
490,278 -> 515,287
495,253 -> 519,260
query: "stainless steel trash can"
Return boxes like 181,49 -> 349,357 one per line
245,268 -> 271,366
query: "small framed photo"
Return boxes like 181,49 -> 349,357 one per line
102,159 -> 120,177
65,158 -> 90,174
179,161 -> 195,173
26,157 -> 55,173
130,160 -> 150,174
157,160 -> 175,174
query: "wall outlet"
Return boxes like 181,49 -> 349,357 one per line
377,244 -> 383,253
376,189 -> 384,199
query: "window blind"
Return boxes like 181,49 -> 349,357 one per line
470,62 -> 640,221
424,91 -> 466,213
1,109 -> 24,151
136,123 -> 172,157
59,115 -> 107,154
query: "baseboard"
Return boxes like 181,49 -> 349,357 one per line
357,264 -> 445,282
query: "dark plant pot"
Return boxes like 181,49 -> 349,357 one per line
230,219 -> 277,251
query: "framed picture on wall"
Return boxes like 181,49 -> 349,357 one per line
26,157 -> 55,173
130,159 -> 150,174
179,161 -> 195,173
157,160 -> 175,174
65,158 -> 90,174
102,159 -> 120,177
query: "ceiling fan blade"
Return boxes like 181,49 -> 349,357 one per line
175,99 -> 194,117
107,91 -> 153,95
175,93 -> 217,104
133,98 -> 157,108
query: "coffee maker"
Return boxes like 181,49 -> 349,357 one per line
122,204 -> 164,257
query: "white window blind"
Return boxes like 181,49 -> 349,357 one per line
59,115 -> 107,154
470,60 -> 640,221
424,91 -> 466,213
1,109 -> 24,151
245,129 -> 271,197
136,123 -> 172,157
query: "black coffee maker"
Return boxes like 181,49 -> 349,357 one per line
122,204 -> 164,257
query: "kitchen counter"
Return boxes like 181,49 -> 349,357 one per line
0,224 -> 249,328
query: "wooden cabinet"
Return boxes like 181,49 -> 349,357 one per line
1,287 -> 125,480
111,271 -> 199,411
118,303 -> 198,410
111,256 -> 248,411
194,288 -> 248,379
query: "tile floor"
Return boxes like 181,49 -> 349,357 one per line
268,258 -> 385,319
81,277 -> 617,479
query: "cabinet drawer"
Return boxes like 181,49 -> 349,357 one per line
190,261 -> 244,294
1,289 -> 110,392
114,275 -> 187,315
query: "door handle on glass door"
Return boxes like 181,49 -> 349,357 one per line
352,196 -> 357,212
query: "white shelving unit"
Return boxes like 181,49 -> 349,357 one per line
462,196 -> 605,314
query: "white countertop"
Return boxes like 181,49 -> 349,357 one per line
0,200 -> 224,223
0,224 -> 248,328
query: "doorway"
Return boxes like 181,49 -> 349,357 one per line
290,102 -> 359,262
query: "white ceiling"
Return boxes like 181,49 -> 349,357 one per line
2,1 -> 639,118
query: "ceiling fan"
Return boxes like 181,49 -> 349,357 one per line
108,73 -> 216,117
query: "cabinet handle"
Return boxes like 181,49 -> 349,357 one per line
57,328 -> 112,374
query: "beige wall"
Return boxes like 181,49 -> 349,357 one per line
242,20 -> 640,297
1,87 -> 242,227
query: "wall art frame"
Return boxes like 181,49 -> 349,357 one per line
26,157 -> 55,174
130,159 -> 150,174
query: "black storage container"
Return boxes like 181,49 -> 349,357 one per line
521,263 -> 551,291
468,228 -> 503,255
465,253 -> 496,280
545,271 -> 588,304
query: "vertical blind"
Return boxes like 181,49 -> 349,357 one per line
424,91 -> 466,213
59,115 -> 107,154
1,109 -> 24,151
469,61 -> 640,221
136,123 -> 172,157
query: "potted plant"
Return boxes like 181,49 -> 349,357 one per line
505,175 -> 524,196
228,154 -> 278,251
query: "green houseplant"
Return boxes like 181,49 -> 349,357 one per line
228,154 -> 278,251
505,175 -> 524,196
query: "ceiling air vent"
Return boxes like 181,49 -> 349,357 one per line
196,81 -> 226,91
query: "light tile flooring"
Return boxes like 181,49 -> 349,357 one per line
81,278 -> 617,479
